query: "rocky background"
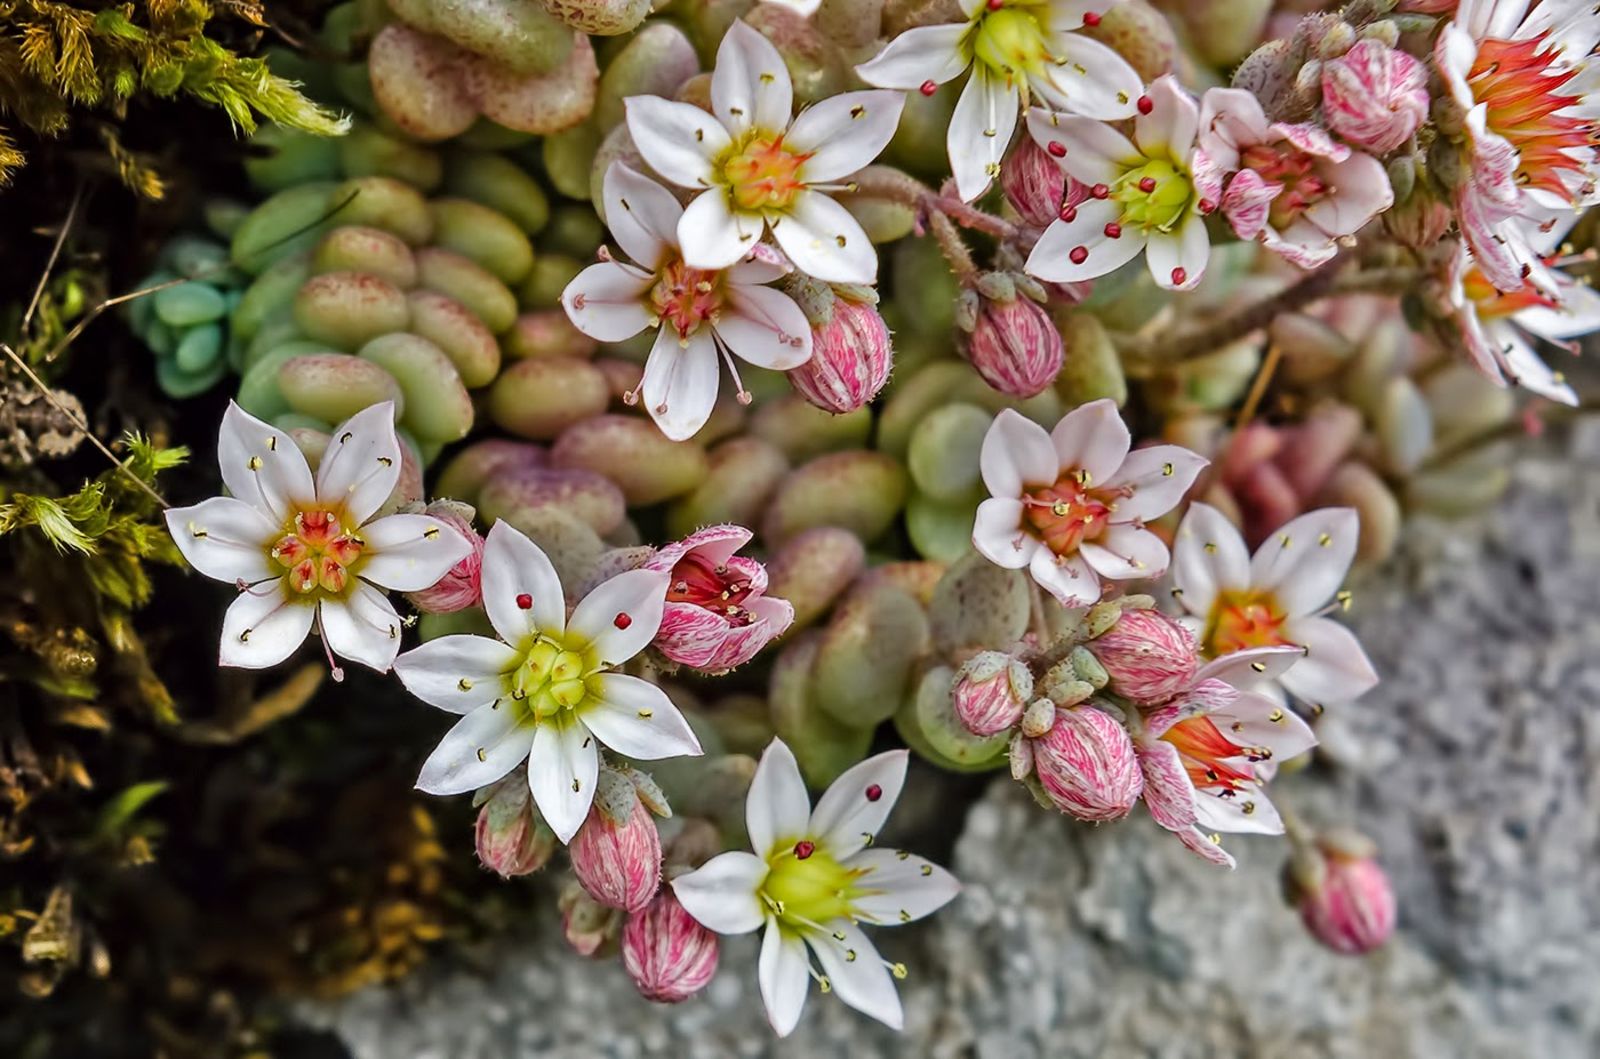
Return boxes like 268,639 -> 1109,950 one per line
300,420 -> 1600,1058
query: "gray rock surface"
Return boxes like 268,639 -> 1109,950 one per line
302,424 -> 1600,1058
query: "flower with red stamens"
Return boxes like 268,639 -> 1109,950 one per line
1435,0 -> 1600,290
643,525 -> 795,672
1195,88 -> 1393,269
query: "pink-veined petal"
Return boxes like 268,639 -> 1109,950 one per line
1135,738 -> 1197,830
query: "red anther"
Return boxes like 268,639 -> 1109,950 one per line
1103,222 -> 1122,238
1060,205 -> 1078,222
1137,95 -> 1153,115
1171,267 -> 1188,286
987,0 -> 1004,9
1047,141 -> 1067,157
1082,10 -> 1101,25
865,784 -> 883,801
920,80 -> 938,96
516,593 -> 533,609
794,840 -> 816,859
1090,183 -> 1110,199
614,612 -> 633,629
1070,246 -> 1089,264
1199,199 -> 1216,214
1138,176 -> 1157,193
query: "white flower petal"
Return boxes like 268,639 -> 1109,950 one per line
1135,74 -> 1200,158
602,162 -> 683,270
642,326 -> 722,442
318,582 -> 403,673
713,21 -> 793,137
480,521 -> 567,645
1249,507 -> 1359,615
718,285 -> 813,369
561,262 -> 655,342
747,739 -> 813,858
1212,688 -> 1318,760
808,922 -> 903,1030
624,96 -> 730,189
672,851 -> 769,934
1145,214 -> 1210,291
949,71 -> 1019,203
584,674 -> 703,759
1194,644 -> 1305,688
568,568 -> 670,664
771,190 -> 878,285
1137,738 -> 1198,831
218,401 -> 315,524
1024,197 -> 1146,283
1514,279 -> 1600,340
980,408 -> 1058,497
1024,109 -> 1140,186
848,848 -> 961,924
219,579 -> 315,669
809,749 -> 907,859
394,634 -> 521,714
415,699 -> 534,796
1049,398 -> 1130,484
358,513 -> 471,591
1081,522 -> 1170,581
788,90 -> 905,184
165,496 -> 277,583
1192,786 -> 1283,836
528,716 -> 600,843
1030,33 -> 1143,121
853,24 -> 970,91
1102,445 -> 1207,522
315,402 -> 402,526
1030,547 -> 1101,606
972,497 -> 1036,570
1280,616 -> 1380,705
678,190 -> 764,272
1172,502 -> 1250,618
1499,327 -> 1580,406
758,918 -> 811,1037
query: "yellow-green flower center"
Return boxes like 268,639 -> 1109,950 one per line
720,130 -> 811,212
1111,159 -> 1193,233
761,840 -> 861,927
972,5 -> 1052,79
512,634 -> 605,720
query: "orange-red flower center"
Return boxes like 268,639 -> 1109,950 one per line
650,258 -> 724,341
1469,33 -> 1594,202
667,552 -> 755,625
721,131 -> 812,212
1023,471 -> 1118,557
1241,143 -> 1331,229
271,509 -> 363,595
1462,263 -> 1560,320
1205,588 -> 1291,655
1164,716 -> 1263,794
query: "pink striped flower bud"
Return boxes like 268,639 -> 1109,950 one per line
1090,608 -> 1201,705
1030,706 -> 1143,821
473,777 -> 557,878
644,525 -> 794,672
621,888 -> 720,1002
1291,833 -> 1397,955
788,293 -> 893,414
1320,39 -> 1428,155
1001,136 -> 1067,229
569,770 -> 664,912
952,651 -> 1033,736
964,288 -> 1064,399
404,501 -> 485,614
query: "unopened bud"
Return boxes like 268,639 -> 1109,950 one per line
1009,729 -> 1034,780
405,501 -> 486,613
1020,697 -> 1056,738
998,135 -> 1062,228
951,651 -> 1033,736
1321,40 -> 1428,155
473,777 -> 557,877
622,889 -> 720,1002
1288,834 -> 1397,955
1090,608 -> 1201,705
560,881 -> 623,957
1070,645 -> 1109,689
569,771 -> 663,912
788,295 -> 894,414
963,292 -> 1065,399
1029,706 -> 1143,821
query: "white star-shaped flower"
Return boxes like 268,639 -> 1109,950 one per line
623,20 -> 904,284
672,740 -> 959,1036
165,401 -> 471,675
394,522 -> 702,842
562,163 -> 813,441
